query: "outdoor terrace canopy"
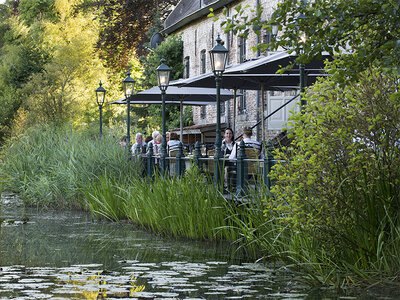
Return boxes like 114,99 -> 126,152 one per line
171,51 -> 331,138
110,85 -> 238,142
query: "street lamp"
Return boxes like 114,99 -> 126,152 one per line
209,35 -> 228,186
123,70 -> 135,152
95,81 -> 106,140
156,58 -> 171,176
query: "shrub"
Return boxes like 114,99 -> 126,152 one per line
269,66 -> 400,279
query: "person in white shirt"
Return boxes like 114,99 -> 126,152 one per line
146,130 -> 160,153
167,132 -> 181,153
221,128 -> 234,156
229,126 -> 262,160
131,132 -> 146,155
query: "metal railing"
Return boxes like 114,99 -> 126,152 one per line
135,140 -> 276,197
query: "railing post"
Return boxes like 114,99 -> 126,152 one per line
176,142 -> 185,177
146,143 -> 154,178
193,141 -> 203,172
235,141 -> 248,197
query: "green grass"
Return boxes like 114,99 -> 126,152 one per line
83,168 -> 239,241
0,124 -> 140,208
2,123 -> 399,288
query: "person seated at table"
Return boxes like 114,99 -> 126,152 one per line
153,134 -> 163,155
132,132 -> 146,155
229,126 -> 263,159
167,132 -> 180,154
221,128 -> 234,156
146,130 -> 160,153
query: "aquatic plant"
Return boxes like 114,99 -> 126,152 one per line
84,167 -> 240,241
0,124 -> 140,208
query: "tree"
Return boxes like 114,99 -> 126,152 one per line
0,14 -> 50,141
96,0 -> 179,70
18,0 -> 56,25
132,34 -> 191,134
216,0 -> 400,78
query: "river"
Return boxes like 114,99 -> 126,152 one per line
0,192 -> 397,299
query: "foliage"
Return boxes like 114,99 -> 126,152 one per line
96,0 -> 179,69
215,1 -> 400,78
269,66 -> 400,280
83,167 -> 238,241
18,0 -> 57,25
0,15 -> 50,141
0,0 -> 133,140
133,34 -> 192,134
0,123 -> 141,208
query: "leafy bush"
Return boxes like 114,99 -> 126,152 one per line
269,66 -> 400,279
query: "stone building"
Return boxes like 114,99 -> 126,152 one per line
163,0 -> 299,142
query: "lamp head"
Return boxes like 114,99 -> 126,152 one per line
123,70 -> 135,98
95,81 -> 106,106
209,35 -> 228,77
156,58 -> 171,92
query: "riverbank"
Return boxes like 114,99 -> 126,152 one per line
1,124 -> 400,290
3,191 -> 400,299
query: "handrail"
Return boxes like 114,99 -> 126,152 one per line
235,93 -> 300,141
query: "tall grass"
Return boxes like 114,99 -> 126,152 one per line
3,124 -> 399,287
83,168 -> 239,241
0,124 -> 140,208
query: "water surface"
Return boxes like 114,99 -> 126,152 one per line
0,192 -> 396,299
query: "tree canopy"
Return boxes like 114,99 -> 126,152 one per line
218,0 -> 400,78
96,0 -> 179,69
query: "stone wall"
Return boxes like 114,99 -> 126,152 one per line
169,0 -> 294,141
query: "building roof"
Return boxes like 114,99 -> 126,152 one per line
163,0 -> 236,35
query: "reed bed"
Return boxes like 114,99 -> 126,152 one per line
2,124 -> 399,288
84,169 -> 239,241
0,124 -> 140,208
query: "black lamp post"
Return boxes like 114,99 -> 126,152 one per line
209,35 -> 228,186
123,70 -> 135,152
95,81 -> 106,140
156,58 -> 171,176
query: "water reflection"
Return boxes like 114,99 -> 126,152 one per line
0,193 -> 396,299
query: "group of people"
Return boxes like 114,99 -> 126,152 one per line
127,125 -> 262,159
131,130 -> 181,156
221,126 -> 263,159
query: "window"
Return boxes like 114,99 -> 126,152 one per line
184,56 -> 190,79
220,101 -> 225,116
200,50 -> 206,74
238,89 -> 246,114
239,37 -> 246,63
201,106 -> 207,119
263,29 -> 271,52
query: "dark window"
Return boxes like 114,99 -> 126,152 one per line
263,29 -> 271,52
200,50 -> 206,74
220,101 -> 225,116
239,37 -> 246,63
201,106 -> 207,119
184,57 -> 190,79
238,89 -> 246,114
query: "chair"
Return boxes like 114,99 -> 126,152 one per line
206,149 -> 215,174
169,149 -> 179,176
245,148 -> 260,177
